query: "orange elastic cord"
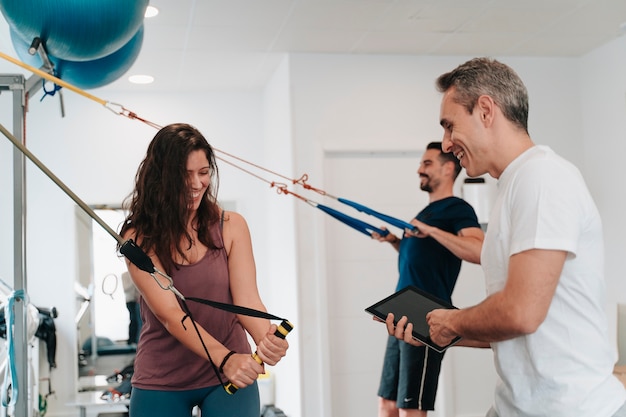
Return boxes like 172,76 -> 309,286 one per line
218,148 -> 293,184
121,107 -> 163,130
219,157 -> 278,187
270,183 -> 320,206
293,174 -> 327,196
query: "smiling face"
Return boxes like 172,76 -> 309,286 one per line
186,149 -> 210,212
417,148 -> 446,193
439,88 -> 491,178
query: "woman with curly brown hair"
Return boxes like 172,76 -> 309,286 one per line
119,123 -> 288,416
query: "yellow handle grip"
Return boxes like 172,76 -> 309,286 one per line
224,320 -> 293,394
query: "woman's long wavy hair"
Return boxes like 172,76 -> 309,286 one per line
118,123 -> 221,275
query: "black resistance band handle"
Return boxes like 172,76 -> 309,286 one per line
225,320 -> 293,394
120,239 -> 156,273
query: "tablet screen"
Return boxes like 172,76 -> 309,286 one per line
365,286 -> 461,353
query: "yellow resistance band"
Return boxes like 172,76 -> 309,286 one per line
0,50 -> 107,106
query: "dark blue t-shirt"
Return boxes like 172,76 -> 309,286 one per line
396,196 -> 480,303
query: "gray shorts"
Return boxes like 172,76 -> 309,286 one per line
378,336 -> 445,410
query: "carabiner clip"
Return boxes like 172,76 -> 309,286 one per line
150,269 -> 185,300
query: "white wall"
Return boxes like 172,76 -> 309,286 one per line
580,34 -> 626,350
261,56 -> 302,417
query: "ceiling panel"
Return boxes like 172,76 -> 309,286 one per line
0,0 -> 624,92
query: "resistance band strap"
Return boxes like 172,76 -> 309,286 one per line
185,297 -> 287,322
2,289 -> 28,407
174,297 -> 228,390
338,198 -> 415,231
316,203 -> 389,237
183,296 -> 291,394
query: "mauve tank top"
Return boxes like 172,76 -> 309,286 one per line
131,221 -> 251,390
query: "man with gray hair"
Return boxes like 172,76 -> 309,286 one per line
387,57 -> 626,417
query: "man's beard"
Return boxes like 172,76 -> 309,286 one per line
420,176 -> 432,193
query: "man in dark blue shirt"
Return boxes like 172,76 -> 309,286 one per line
373,142 -> 483,417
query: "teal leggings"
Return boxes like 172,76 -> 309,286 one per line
129,381 -> 259,417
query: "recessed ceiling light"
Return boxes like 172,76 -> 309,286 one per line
129,74 -> 154,84
145,6 -> 159,18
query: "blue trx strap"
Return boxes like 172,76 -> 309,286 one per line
2,289 -> 27,407
337,198 -> 415,231
315,203 -> 389,237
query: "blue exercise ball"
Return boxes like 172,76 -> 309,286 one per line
0,0 -> 148,61
10,29 -> 43,68
11,25 -> 144,90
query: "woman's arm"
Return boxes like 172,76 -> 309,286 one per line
222,211 -> 289,366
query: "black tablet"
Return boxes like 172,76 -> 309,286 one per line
365,285 -> 461,353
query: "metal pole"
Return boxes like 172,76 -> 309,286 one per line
2,47 -> 72,416
4,73 -> 30,417
2,67 -> 53,417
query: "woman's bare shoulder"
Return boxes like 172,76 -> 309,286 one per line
222,210 -> 247,226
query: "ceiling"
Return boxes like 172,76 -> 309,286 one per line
1,0 -> 626,92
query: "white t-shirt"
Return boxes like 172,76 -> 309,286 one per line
482,146 -> 626,416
